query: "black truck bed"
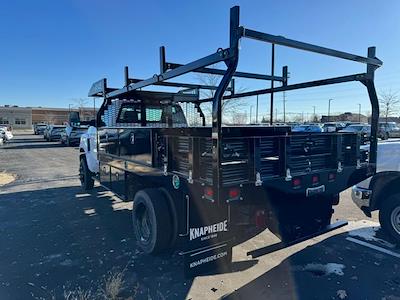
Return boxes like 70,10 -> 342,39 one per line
99,125 -> 366,189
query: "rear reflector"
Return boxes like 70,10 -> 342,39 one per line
255,210 -> 266,228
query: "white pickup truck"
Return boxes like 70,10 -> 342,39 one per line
352,141 -> 400,243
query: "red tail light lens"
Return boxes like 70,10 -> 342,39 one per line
292,178 -> 301,188
228,188 -> 240,199
312,175 -> 319,184
204,186 -> 214,199
328,173 -> 336,181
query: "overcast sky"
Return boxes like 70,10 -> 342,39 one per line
1,0 -> 399,119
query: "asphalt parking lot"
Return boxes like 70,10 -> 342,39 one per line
1,133 -> 399,300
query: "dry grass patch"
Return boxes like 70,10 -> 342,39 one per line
99,270 -> 126,300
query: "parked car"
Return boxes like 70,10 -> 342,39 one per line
379,122 -> 400,139
352,141 -> 400,243
322,122 -> 346,132
0,127 -> 13,142
43,125 -> 52,140
292,124 -> 323,133
45,125 -> 66,141
34,123 -> 47,135
340,124 -> 387,142
61,125 -> 88,146
0,129 -> 6,144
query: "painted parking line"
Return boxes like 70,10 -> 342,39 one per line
346,237 -> 400,259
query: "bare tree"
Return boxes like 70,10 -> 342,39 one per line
196,66 -> 248,124
291,114 -> 304,123
44,111 -> 56,124
311,114 -> 320,123
379,90 -> 399,123
231,112 -> 248,125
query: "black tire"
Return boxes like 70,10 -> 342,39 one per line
79,157 -> 94,191
379,193 -> 400,244
132,189 -> 173,254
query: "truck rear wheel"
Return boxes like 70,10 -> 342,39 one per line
79,157 -> 94,191
132,189 -> 173,254
379,193 -> 400,244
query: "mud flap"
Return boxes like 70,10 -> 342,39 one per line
180,193 -> 233,277
183,241 -> 232,277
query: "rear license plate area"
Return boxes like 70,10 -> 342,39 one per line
306,185 -> 325,197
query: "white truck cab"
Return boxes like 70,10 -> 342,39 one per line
352,141 -> 400,242
79,126 -> 99,174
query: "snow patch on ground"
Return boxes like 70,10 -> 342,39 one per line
296,263 -> 345,276
348,224 -> 396,249
0,172 -> 15,186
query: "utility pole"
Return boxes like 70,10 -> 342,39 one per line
328,98 -> 333,122
358,103 -> 361,122
283,91 -> 286,123
256,95 -> 259,123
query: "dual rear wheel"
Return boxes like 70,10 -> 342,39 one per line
78,158 -> 174,254
132,189 -> 174,254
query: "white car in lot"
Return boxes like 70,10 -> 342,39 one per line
352,141 -> 400,242
0,126 -> 13,142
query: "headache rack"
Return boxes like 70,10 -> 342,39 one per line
89,6 -> 381,202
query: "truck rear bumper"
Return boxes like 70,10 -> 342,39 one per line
351,185 -> 372,215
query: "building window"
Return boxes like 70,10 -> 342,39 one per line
15,118 -> 26,125
0,118 -> 9,125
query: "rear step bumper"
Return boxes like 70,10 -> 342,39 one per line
247,220 -> 348,258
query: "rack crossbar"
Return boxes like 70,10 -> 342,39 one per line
242,28 -> 383,67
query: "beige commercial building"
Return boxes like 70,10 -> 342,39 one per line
0,106 -> 96,130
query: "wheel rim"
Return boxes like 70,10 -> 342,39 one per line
390,206 -> 400,235
136,206 -> 152,244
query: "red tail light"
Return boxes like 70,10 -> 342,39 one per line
292,178 -> 301,188
312,175 -> 319,184
228,188 -> 240,199
204,186 -> 214,199
328,173 -> 336,181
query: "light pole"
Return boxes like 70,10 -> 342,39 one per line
312,106 -> 316,121
358,103 -> 361,123
328,99 -> 333,122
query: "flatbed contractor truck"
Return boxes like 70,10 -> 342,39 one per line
80,6 -> 382,276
